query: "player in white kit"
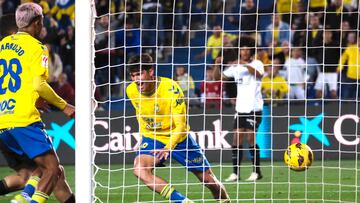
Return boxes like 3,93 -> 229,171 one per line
213,36 -> 264,181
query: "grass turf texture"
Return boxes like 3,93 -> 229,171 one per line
0,161 -> 359,202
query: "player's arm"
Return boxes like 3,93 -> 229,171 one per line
33,76 -> 66,109
213,57 -> 231,81
31,45 -> 74,116
241,60 -> 264,79
164,84 -> 187,150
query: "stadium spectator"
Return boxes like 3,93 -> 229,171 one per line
272,40 -> 290,65
46,43 -> 63,84
115,19 -> 141,61
200,67 -> 222,108
340,21 -> 353,46
174,66 -> 198,106
94,15 -> 118,97
308,0 -> 327,13
338,34 -> 360,99
291,1 -> 307,31
190,0 -> 206,30
53,73 -> 75,105
59,25 -> 75,86
293,13 -> 322,84
196,25 -> 238,62
264,14 -> 291,48
0,13 -> 17,39
174,1 -> 189,46
0,0 -> 19,15
238,0 -> 258,37
265,14 -> 291,63
214,37 -> 264,182
314,30 -> 341,99
50,0 -> 75,29
141,0 -> 164,58
276,0 -> 300,24
325,0 -> 351,30
261,58 -> 289,104
284,47 -> 307,100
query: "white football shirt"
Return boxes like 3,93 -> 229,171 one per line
223,59 -> 264,113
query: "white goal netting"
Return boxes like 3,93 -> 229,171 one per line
91,0 -> 359,202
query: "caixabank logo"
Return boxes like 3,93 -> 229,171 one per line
289,113 -> 360,147
46,119 -> 75,151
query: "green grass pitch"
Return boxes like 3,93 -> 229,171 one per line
0,160 -> 359,202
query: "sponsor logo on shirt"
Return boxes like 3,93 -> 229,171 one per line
41,55 -> 48,68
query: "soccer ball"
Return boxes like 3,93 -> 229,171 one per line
284,143 -> 314,171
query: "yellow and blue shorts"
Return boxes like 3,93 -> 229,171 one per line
0,122 -> 53,160
137,135 -> 210,172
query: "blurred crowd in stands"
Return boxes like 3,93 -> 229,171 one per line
92,0 -> 359,110
0,0 -> 75,106
6,0 -> 356,110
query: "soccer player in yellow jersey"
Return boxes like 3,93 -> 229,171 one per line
0,9 -> 75,203
127,54 -> 230,203
0,3 -> 74,203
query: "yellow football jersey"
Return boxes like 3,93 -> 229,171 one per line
0,32 -> 49,129
126,77 -> 189,149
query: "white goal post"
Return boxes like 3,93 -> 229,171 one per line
75,0 -> 93,202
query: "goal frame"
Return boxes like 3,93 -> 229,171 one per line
75,0 -> 93,202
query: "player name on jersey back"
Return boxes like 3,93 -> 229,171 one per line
0,42 -> 25,56
0,32 -> 48,129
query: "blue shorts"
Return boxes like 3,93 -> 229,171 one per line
0,122 -> 53,160
137,135 -> 210,172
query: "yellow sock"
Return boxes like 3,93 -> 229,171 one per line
30,191 -> 49,203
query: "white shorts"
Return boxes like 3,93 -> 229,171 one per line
289,85 -> 305,100
314,72 -> 338,91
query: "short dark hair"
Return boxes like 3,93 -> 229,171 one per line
0,14 -> 17,40
239,35 -> 256,56
127,53 -> 154,73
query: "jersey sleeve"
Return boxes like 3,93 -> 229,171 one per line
165,81 -> 187,150
250,60 -> 265,75
223,65 -> 235,79
30,44 -> 49,78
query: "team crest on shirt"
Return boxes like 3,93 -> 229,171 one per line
41,55 -> 48,68
154,104 -> 160,113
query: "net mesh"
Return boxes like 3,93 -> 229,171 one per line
92,0 -> 360,202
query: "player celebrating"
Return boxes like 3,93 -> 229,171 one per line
0,3 -> 74,203
126,53 -> 230,202
213,37 -> 264,181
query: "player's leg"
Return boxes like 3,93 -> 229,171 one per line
245,130 -> 262,181
0,168 -> 32,195
14,165 -> 75,203
31,150 -> 62,202
8,123 -> 63,203
226,113 -> 245,181
192,169 -> 230,202
52,165 -> 75,203
172,135 -> 230,201
245,111 -> 262,181
134,136 -> 190,202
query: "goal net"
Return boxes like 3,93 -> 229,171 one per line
89,0 -> 360,202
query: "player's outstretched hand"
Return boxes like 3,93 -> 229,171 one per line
151,148 -> 170,160
63,104 -> 75,118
